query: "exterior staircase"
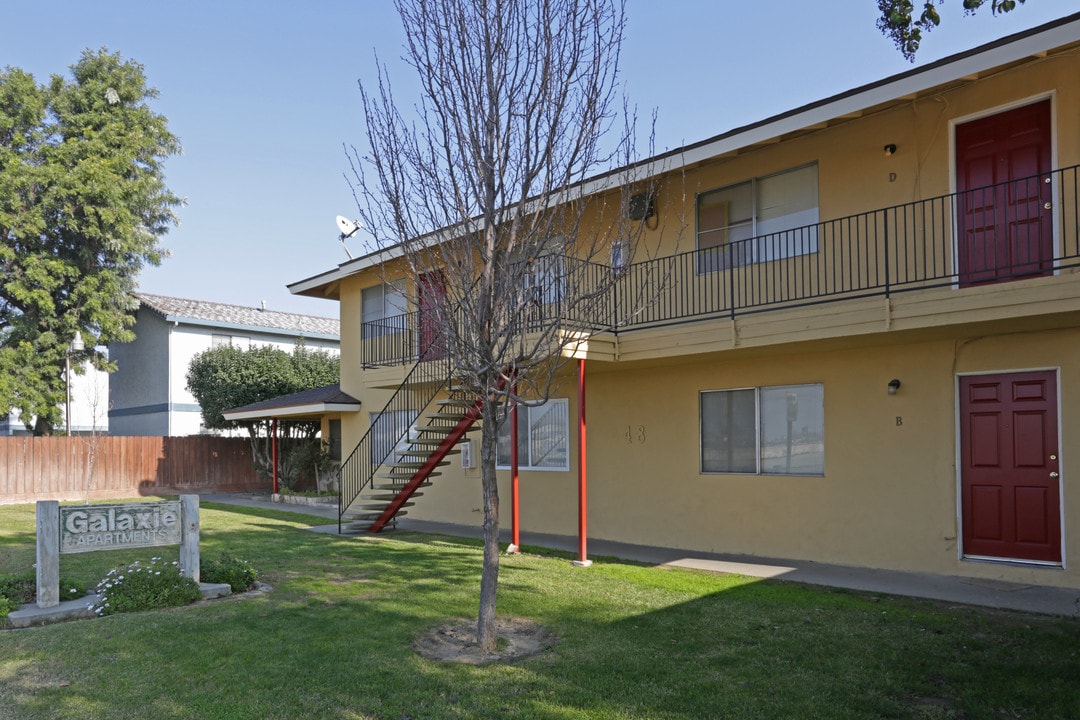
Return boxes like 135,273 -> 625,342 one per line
342,389 -> 483,533
338,373 -> 485,534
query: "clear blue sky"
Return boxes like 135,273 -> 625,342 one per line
5,1 -> 1078,317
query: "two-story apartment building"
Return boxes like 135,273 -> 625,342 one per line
109,293 -> 340,436
290,14 -> 1080,590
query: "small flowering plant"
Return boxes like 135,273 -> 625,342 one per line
201,552 -> 260,593
89,557 -> 201,616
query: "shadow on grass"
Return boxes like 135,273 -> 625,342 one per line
4,502 -> 1080,719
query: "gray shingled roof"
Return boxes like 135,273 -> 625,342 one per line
224,384 -> 360,415
136,293 -> 339,338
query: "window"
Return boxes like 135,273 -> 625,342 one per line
496,399 -> 570,471
362,282 -> 408,338
211,334 -> 250,349
700,383 -> 824,475
610,239 -> 629,276
369,410 -> 414,466
697,164 -> 819,271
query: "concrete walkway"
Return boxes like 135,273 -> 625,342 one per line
202,493 -> 1080,618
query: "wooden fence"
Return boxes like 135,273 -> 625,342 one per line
0,436 -> 265,504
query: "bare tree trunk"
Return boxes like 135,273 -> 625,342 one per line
477,406 -> 501,652
354,0 -> 661,652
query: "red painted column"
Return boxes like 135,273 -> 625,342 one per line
510,380 -> 521,552
575,359 -> 591,566
271,418 -> 279,494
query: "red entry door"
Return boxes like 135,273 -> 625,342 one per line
956,100 -> 1053,286
960,371 -> 1061,563
418,270 -> 447,360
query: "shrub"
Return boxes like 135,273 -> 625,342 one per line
0,571 -> 82,619
201,552 -> 259,593
0,595 -> 17,620
89,558 -> 201,616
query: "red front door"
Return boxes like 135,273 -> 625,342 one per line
960,371 -> 1061,563
418,270 -> 447,360
956,100 -> 1053,286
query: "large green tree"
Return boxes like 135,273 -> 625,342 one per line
0,48 -> 181,434
186,343 -> 340,487
878,0 -> 1027,61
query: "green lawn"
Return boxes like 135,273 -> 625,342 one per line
2,500 -> 1079,720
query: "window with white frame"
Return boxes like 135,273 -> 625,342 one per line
697,164 -> 819,271
700,383 -> 824,475
211,334 -> 250,349
362,282 -> 408,338
496,399 -> 570,471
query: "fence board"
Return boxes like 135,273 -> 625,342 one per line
0,436 -> 264,504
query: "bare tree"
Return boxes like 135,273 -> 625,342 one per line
352,0 -> 665,651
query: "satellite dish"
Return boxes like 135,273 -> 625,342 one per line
336,215 -> 361,238
335,216 -> 361,260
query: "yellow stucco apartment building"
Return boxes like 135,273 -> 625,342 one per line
288,13 -> 1080,591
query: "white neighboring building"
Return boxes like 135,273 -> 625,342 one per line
0,357 -> 110,436
108,293 -> 340,436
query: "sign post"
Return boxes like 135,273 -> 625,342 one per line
35,496 -> 201,609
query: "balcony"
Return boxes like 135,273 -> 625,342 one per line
362,165 -> 1080,368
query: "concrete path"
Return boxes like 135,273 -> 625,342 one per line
202,493 -> 1080,618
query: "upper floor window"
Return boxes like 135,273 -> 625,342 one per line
211,334 -> 250,349
697,164 -> 819,271
362,282 -> 408,338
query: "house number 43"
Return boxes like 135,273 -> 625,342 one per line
625,425 -> 646,444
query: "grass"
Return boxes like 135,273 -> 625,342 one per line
1,500 -> 1078,719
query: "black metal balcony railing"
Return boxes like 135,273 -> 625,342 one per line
361,165 -> 1080,368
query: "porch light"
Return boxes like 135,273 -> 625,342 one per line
887,378 -> 901,395
884,144 -> 897,157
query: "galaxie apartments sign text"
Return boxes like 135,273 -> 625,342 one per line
60,501 -> 182,554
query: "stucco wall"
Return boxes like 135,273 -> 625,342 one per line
333,47 -> 1080,588
402,328 -> 1078,588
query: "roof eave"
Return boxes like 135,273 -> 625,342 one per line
222,402 -> 361,422
288,11 -> 1080,287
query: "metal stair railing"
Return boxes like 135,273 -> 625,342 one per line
337,349 -> 453,533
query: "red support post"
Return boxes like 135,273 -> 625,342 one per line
271,418 -> 279,495
575,359 -> 591,566
509,380 -> 520,553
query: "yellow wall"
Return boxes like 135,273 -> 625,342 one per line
410,327 -> 1080,588
632,48 -> 1080,262
334,47 -> 1080,589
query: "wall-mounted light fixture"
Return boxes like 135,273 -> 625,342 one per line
887,378 -> 901,395
883,143 -> 897,157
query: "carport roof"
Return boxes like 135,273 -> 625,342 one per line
222,384 -> 360,421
